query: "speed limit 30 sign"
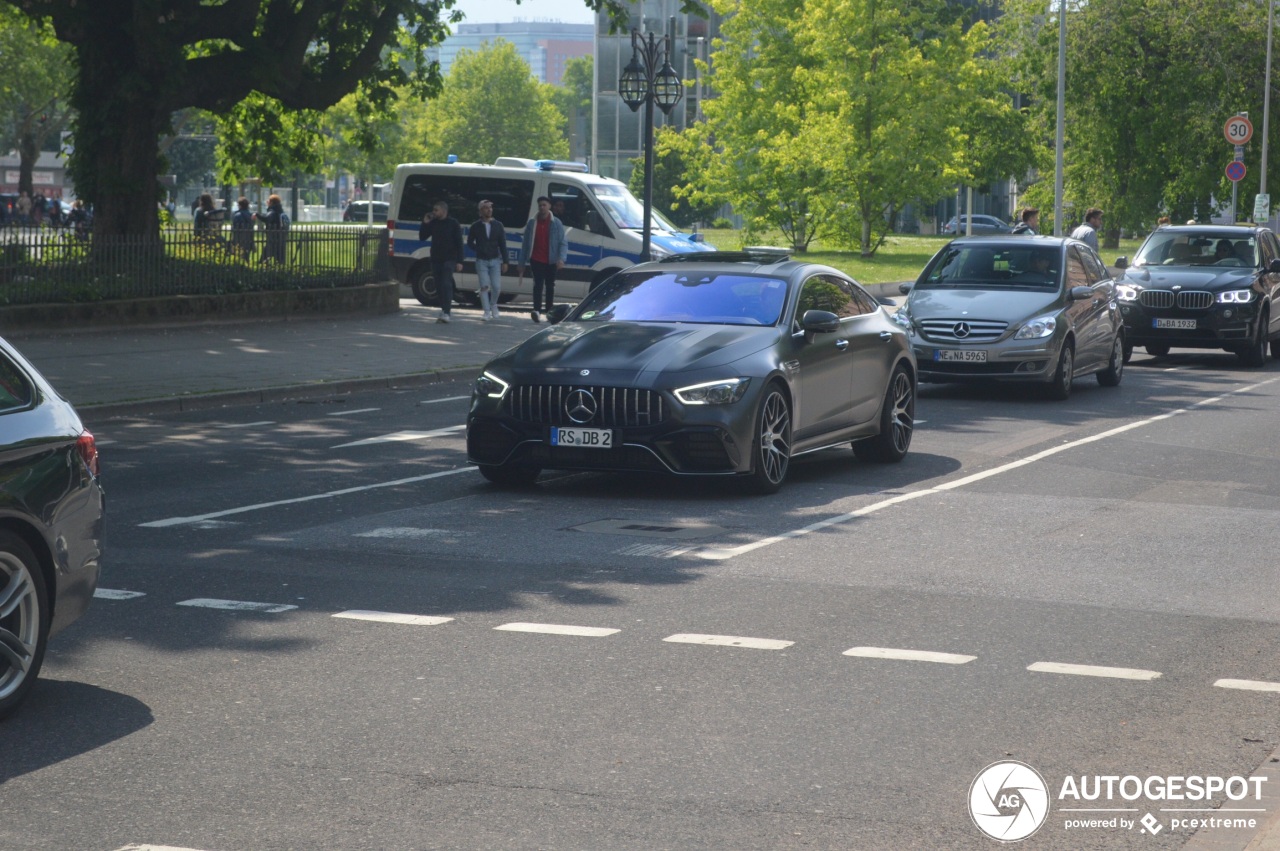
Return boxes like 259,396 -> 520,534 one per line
1225,115 -> 1254,145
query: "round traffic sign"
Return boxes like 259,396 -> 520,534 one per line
1225,115 -> 1254,145
1227,160 -> 1247,182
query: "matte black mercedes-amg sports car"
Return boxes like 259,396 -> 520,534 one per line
466,250 -> 917,493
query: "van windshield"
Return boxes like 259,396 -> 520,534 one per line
590,183 -> 678,233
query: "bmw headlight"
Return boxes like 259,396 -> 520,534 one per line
474,370 -> 510,400
674,377 -> 750,405
1116,284 -> 1138,302
1218,289 -> 1255,304
1014,314 -> 1058,340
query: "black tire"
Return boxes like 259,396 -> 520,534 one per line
458,291 -> 481,307
1045,343 -> 1074,401
497,293 -> 517,304
1097,333 -> 1125,387
1146,343 -> 1170,357
477,463 -> 541,487
1122,340 -> 1133,364
411,267 -> 437,306
0,531 -> 49,720
747,384 -> 792,494
853,364 -> 915,463
1238,310 -> 1269,367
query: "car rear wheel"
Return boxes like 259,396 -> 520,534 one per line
0,531 -> 49,720
1045,344 -> 1074,401
1146,343 -> 1170,358
411,268 -> 437,306
477,463 -> 541,487
1122,340 -> 1133,364
1097,334 -> 1125,387
1238,309 -> 1269,367
853,365 -> 915,463
748,384 -> 791,494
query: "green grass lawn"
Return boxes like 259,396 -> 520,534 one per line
697,228 -> 1144,286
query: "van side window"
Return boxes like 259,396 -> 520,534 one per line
548,182 -> 613,238
399,175 -> 535,230
0,351 -> 34,412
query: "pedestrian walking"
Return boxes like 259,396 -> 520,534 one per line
69,199 -> 90,241
1011,207 -> 1039,235
254,194 -> 289,264
419,200 -> 464,323
467,200 -> 508,321
1070,208 -> 1102,252
231,196 -> 255,261
16,192 -> 31,226
518,196 -> 567,323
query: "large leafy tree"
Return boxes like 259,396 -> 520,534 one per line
408,40 -> 569,164
627,126 -> 720,228
0,6 -> 74,196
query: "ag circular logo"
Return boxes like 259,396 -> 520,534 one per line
969,761 -> 1050,842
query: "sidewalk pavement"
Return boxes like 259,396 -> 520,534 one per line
6,282 -> 906,419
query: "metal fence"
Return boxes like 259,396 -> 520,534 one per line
0,224 -> 389,305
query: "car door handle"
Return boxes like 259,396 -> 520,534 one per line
879,331 -> 893,341
835,339 -> 849,350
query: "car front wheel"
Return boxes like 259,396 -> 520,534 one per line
1146,343 -> 1170,357
748,384 -> 791,494
853,364 -> 915,463
1097,334 -> 1125,387
0,531 -> 49,720
1239,309 -> 1269,367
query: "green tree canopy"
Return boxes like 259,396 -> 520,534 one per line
0,6 -> 74,195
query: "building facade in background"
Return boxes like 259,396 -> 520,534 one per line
434,21 -> 593,86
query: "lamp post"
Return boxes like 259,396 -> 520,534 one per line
619,18 -> 684,262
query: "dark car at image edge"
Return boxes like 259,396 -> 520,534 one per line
466,250 -> 917,494
0,335 -> 104,719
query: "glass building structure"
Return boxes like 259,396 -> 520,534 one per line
434,21 -> 593,86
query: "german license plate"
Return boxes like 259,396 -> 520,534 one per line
934,349 -> 987,362
1154,318 -> 1196,329
550,427 -> 613,448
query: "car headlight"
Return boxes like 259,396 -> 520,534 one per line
474,370 -> 510,400
1116,284 -> 1138,302
1014,314 -> 1058,339
674,377 -> 750,405
1218,289 -> 1255,304
892,307 -> 912,330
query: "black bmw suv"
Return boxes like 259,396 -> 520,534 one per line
1114,224 -> 1280,365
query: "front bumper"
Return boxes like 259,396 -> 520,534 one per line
1119,301 -> 1260,349
910,338 -> 1059,383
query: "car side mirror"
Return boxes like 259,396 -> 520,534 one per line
1114,256 -> 1128,270
1269,258 -> 1280,274
876,296 -> 896,307
1069,286 -> 1094,301
898,282 -> 913,295
547,304 -> 571,324
800,309 -> 840,337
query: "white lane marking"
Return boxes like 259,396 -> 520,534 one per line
699,375 -> 1280,560
663,633 -> 793,650
115,845 -> 214,851
1214,678 -> 1280,693
327,407 -> 381,416
94,588 -> 145,600
139,466 -> 473,527
177,598 -> 298,614
494,622 -> 620,637
1027,661 -> 1161,681
355,527 -> 466,539
422,395 -> 470,404
843,646 -> 976,665
334,610 -> 454,626
218,421 -> 275,429
333,424 -> 466,448
95,439 -> 117,446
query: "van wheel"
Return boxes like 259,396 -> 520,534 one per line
411,268 -> 437,306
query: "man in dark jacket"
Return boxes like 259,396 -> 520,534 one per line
466,200 -> 508,320
1011,207 -> 1039,235
420,201 -> 465,323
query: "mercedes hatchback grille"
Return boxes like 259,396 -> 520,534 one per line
919,318 -> 1008,343
506,385 -> 667,428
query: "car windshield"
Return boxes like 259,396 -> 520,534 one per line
1134,232 -> 1255,267
917,245 -> 1061,291
590,183 -> 678,233
571,271 -> 789,326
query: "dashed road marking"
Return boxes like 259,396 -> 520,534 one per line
333,424 -> 466,448
422,395 -> 470,404
327,407 -> 381,416
1028,661 -> 1161,681
663,633 -> 793,650
334,610 -> 454,626
843,646 -> 976,665
177,598 -> 298,614
218,421 -> 276,429
138,466 -> 473,527
1214,678 -> 1280,693
94,588 -> 146,600
494,622 -> 620,637
115,845 -> 212,851
355,527 -> 468,539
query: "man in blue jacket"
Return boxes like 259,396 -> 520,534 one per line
518,196 -> 567,323
420,201 -> 465,323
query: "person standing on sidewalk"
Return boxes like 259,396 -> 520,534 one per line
254,194 -> 288,264
1070,208 -> 1102,251
518,196 -> 567,323
420,201 -> 464,323
231,196 -> 255,261
467,200 -> 508,321
1011,207 -> 1039,235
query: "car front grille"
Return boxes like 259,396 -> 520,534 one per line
506,385 -> 667,428
919,319 -> 1008,343
1139,290 -> 1214,310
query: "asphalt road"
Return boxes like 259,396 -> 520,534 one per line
3,349 -> 1280,850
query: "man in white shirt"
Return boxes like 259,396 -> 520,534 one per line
1070,208 -> 1102,251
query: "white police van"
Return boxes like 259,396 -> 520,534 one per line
387,157 -> 712,305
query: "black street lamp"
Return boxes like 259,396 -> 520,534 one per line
619,18 -> 683,262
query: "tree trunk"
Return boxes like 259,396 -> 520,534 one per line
16,131 -> 38,197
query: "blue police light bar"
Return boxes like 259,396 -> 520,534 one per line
447,154 -> 458,163
535,159 -> 590,173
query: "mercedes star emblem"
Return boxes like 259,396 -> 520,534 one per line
580,369 -> 591,376
953,321 -> 972,338
565,388 -> 598,424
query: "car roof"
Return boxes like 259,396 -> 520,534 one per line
650,248 -> 838,279
946,234 -> 1075,249
1154,224 -> 1269,236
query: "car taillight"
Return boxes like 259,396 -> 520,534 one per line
387,219 -> 395,256
76,430 -> 100,477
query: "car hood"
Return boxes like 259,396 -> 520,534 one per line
1118,265 -> 1255,291
906,287 -> 1063,323
501,321 -> 777,383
